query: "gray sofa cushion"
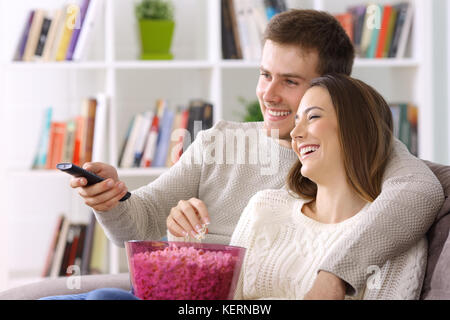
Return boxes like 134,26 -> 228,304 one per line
421,161 -> 450,300
0,273 -> 130,300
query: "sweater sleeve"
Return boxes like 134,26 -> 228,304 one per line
93,130 -> 205,247
319,139 -> 444,296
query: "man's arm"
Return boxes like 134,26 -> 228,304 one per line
93,131 -> 206,247
317,139 -> 444,296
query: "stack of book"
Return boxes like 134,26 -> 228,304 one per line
390,102 -> 418,157
41,213 -> 109,278
335,2 -> 414,59
32,93 -> 108,170
13,0 -> 102,62
221,0 -> 288,60
119,99 -> 214,168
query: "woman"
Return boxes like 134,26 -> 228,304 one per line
227,74 -> 427,299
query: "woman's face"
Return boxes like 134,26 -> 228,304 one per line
290,86 -> 344,183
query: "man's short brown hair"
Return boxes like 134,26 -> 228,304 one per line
264,9 -> 355,76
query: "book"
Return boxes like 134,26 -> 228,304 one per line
360,4 -> 374,58
89,220 -> 109,274
348,6 -> 366,57
13,11 -> 35,61
41,215 -> 65,277
61,118 -> 77,163
335,13 -> 354,42
140,100 -> 165,167
73,0 -> 102,61
41,9 -> 64,62
55,6 -> 79,61
22,9 -> 45,61
32,107 -> 53,169
59,223 -> 77,276
153,108 -> 175,167
50,217 -> 70,278
34,16 -> 52,60
120,113 -> 144,168
72,116 -> 84,166
227,0 -> 243,59
366,4 -> 383,58
221,0 -> 239,59
80,98 -> 98,166
375,5 -> 392,59
66,0 -> 91,61
395,2 -> 414,58
243,0 -> 263,61
81,213 -> 96,275
45,122 -> 67,170
382,7 -> 398,58
167,107 -> 189,166
92,93 -> 109,163
118,116 -> 136,168
133,111 -> 153,167
232,0 -> 252,60
389,3 -> 411,58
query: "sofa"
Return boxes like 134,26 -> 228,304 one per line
0,161 -> 449,300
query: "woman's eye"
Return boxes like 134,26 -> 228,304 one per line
308,115 -> 320,120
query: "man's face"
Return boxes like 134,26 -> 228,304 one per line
256,40 -> 320,146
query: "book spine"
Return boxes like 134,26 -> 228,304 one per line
34,17 -> 52,59
61,119 -> 77,163
45,122 -> 66,170
382,8 -> 398,58
41,215 -> 64,277
41,9 -> 64,62
73,0 -> 102,61
395,3 -> 414,59
153,109 -> 175,167
32,107 -> 53,169
72,116 -> 84,166
23,10 -> 45,62
375,5 -> 392,59
121,113 -> 144,168
55,7 -> 77,61
133,111 -> 153,167
80,98 -> 97,166
389,3 -> 408,58
66,0 -> 91,61
14,11 -> 35,61
140,115 -> 160,167
366,5 -> 382,58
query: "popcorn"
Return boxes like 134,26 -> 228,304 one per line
129,245 -> 239,300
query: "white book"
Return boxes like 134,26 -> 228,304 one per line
49,5 -> 69,61
244,0 -> 263,61
92,93 -> 109,163
232,0 -> 252,60
396,3 -> 414,59
133,111 -> 153,167
120,113 -> 143,168
50,218 -> 70,278
73,0 -> 103,61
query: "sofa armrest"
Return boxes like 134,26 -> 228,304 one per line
0,273 -> 130,300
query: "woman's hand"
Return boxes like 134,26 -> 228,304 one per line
166,198 -> 210,238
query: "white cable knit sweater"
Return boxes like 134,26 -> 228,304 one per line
229,189 -> 428,300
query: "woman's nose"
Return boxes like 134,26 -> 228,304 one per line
290,122 -> 305,140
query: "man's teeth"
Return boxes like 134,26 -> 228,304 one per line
300,146 -> 319,156
267,109 -> 291,117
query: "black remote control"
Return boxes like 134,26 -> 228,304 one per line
56,163 -> 131,202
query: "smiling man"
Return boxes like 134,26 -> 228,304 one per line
60,9 -> 445,300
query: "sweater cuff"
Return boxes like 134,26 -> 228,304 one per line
319,256 -> 368,297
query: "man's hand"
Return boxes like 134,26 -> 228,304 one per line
303,271 -> 346,300
70,162 -> 128,212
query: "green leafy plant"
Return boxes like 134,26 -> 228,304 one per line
135,0 -> 175,20
236,97 -> 264,122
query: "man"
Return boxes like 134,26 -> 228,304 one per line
72,10 -> 443,299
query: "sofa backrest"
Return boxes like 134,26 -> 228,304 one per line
421,160 -> 450,300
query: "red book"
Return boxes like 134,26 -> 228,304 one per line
176,109 -> 190,161
375,5 -> 392,58
335,13 -> 354,42
72,116 -> 84,166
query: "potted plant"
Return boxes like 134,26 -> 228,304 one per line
135,0 -> 175,60
236,97 -> 264,122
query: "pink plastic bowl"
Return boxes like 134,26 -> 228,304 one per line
125,241 -> 246,300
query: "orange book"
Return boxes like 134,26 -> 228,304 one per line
80,98 -> 97,166
45,122 -> 66,169
72,116 -> 84,166
375,5 -> 392,58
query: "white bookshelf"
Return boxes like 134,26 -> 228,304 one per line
0,0 -> 439,291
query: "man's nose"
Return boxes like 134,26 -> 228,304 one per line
263,81 -> 282,104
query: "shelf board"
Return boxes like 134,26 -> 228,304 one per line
354,58 -> 420,68
5,61 -> 108,70
113,60 -> 214,70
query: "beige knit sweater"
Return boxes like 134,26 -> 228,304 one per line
229,189 -> 428,300
94,121 -> 444,296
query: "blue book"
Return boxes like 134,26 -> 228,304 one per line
152,108 -> 175,167
32,107 -> 53,169
366,4 -> 383,58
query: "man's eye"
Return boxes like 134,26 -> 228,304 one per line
286,79 -> 298,85
260,73 -> 270,79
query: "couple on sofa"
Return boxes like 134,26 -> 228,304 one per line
44,10 -> 444,300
